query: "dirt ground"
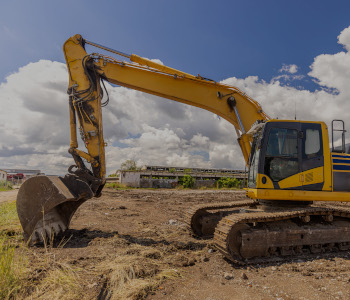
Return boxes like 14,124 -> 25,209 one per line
0,189 -> 18,204
7,188 -> 350,299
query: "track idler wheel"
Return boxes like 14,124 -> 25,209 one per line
226,223 -> 251,258
16,175 -> 93,244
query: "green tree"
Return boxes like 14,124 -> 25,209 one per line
182,174 -> 195,188
217,177 -> 239,188
120,159 -> 138,171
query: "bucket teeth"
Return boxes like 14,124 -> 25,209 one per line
51,223 -> 60,234
31,222 -> 67,244
58,222 -> 67,232
34,230 -> 42,243
44,229 -> 50,240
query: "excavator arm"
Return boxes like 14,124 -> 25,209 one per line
16,34 -> 269,243
65,34 -> 269,180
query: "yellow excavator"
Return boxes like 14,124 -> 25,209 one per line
17,34 -> 350,263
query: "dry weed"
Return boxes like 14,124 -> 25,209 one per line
98,242 -> 182,300
28,259 -> 89,300
0,201 -> 97,300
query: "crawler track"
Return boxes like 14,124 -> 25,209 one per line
214,205 -> 350,265
185,200 -> 256,238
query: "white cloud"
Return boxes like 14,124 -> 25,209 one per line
338,26 -> 350,51
279,64 -> 298,74
150,58 -> 164,65
1,26 -> 350,175
190,134 -> 210,147
0,60 -> 240,175
271,74 -> 305,83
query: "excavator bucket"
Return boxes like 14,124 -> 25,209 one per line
16,175 -> 94,244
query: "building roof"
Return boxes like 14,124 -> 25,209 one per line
2,169 -> 40,174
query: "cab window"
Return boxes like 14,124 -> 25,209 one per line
266,128 -> 298,158
264,128 -> 299,181
303,126 -> 322,158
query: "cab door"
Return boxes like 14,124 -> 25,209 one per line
262,122 -> 302,190
300,123 -> 324,190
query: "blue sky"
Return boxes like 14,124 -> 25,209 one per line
1,1 -> 350,174
1,0 -> 349,86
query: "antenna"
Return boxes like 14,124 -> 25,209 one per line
294,99 -> 297,120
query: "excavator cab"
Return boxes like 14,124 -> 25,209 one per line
247,120 -> 332,200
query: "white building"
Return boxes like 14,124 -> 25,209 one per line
0,170 -> 7,183
117,166 -> 247,188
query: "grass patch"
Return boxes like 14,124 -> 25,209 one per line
105,182 -> 133,190
0,201 -> 26,299
0,201 -> 21,235
0,181 -> 13,192
0,235 -> 27,299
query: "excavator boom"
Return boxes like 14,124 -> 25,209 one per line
16,34 -> 268,243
